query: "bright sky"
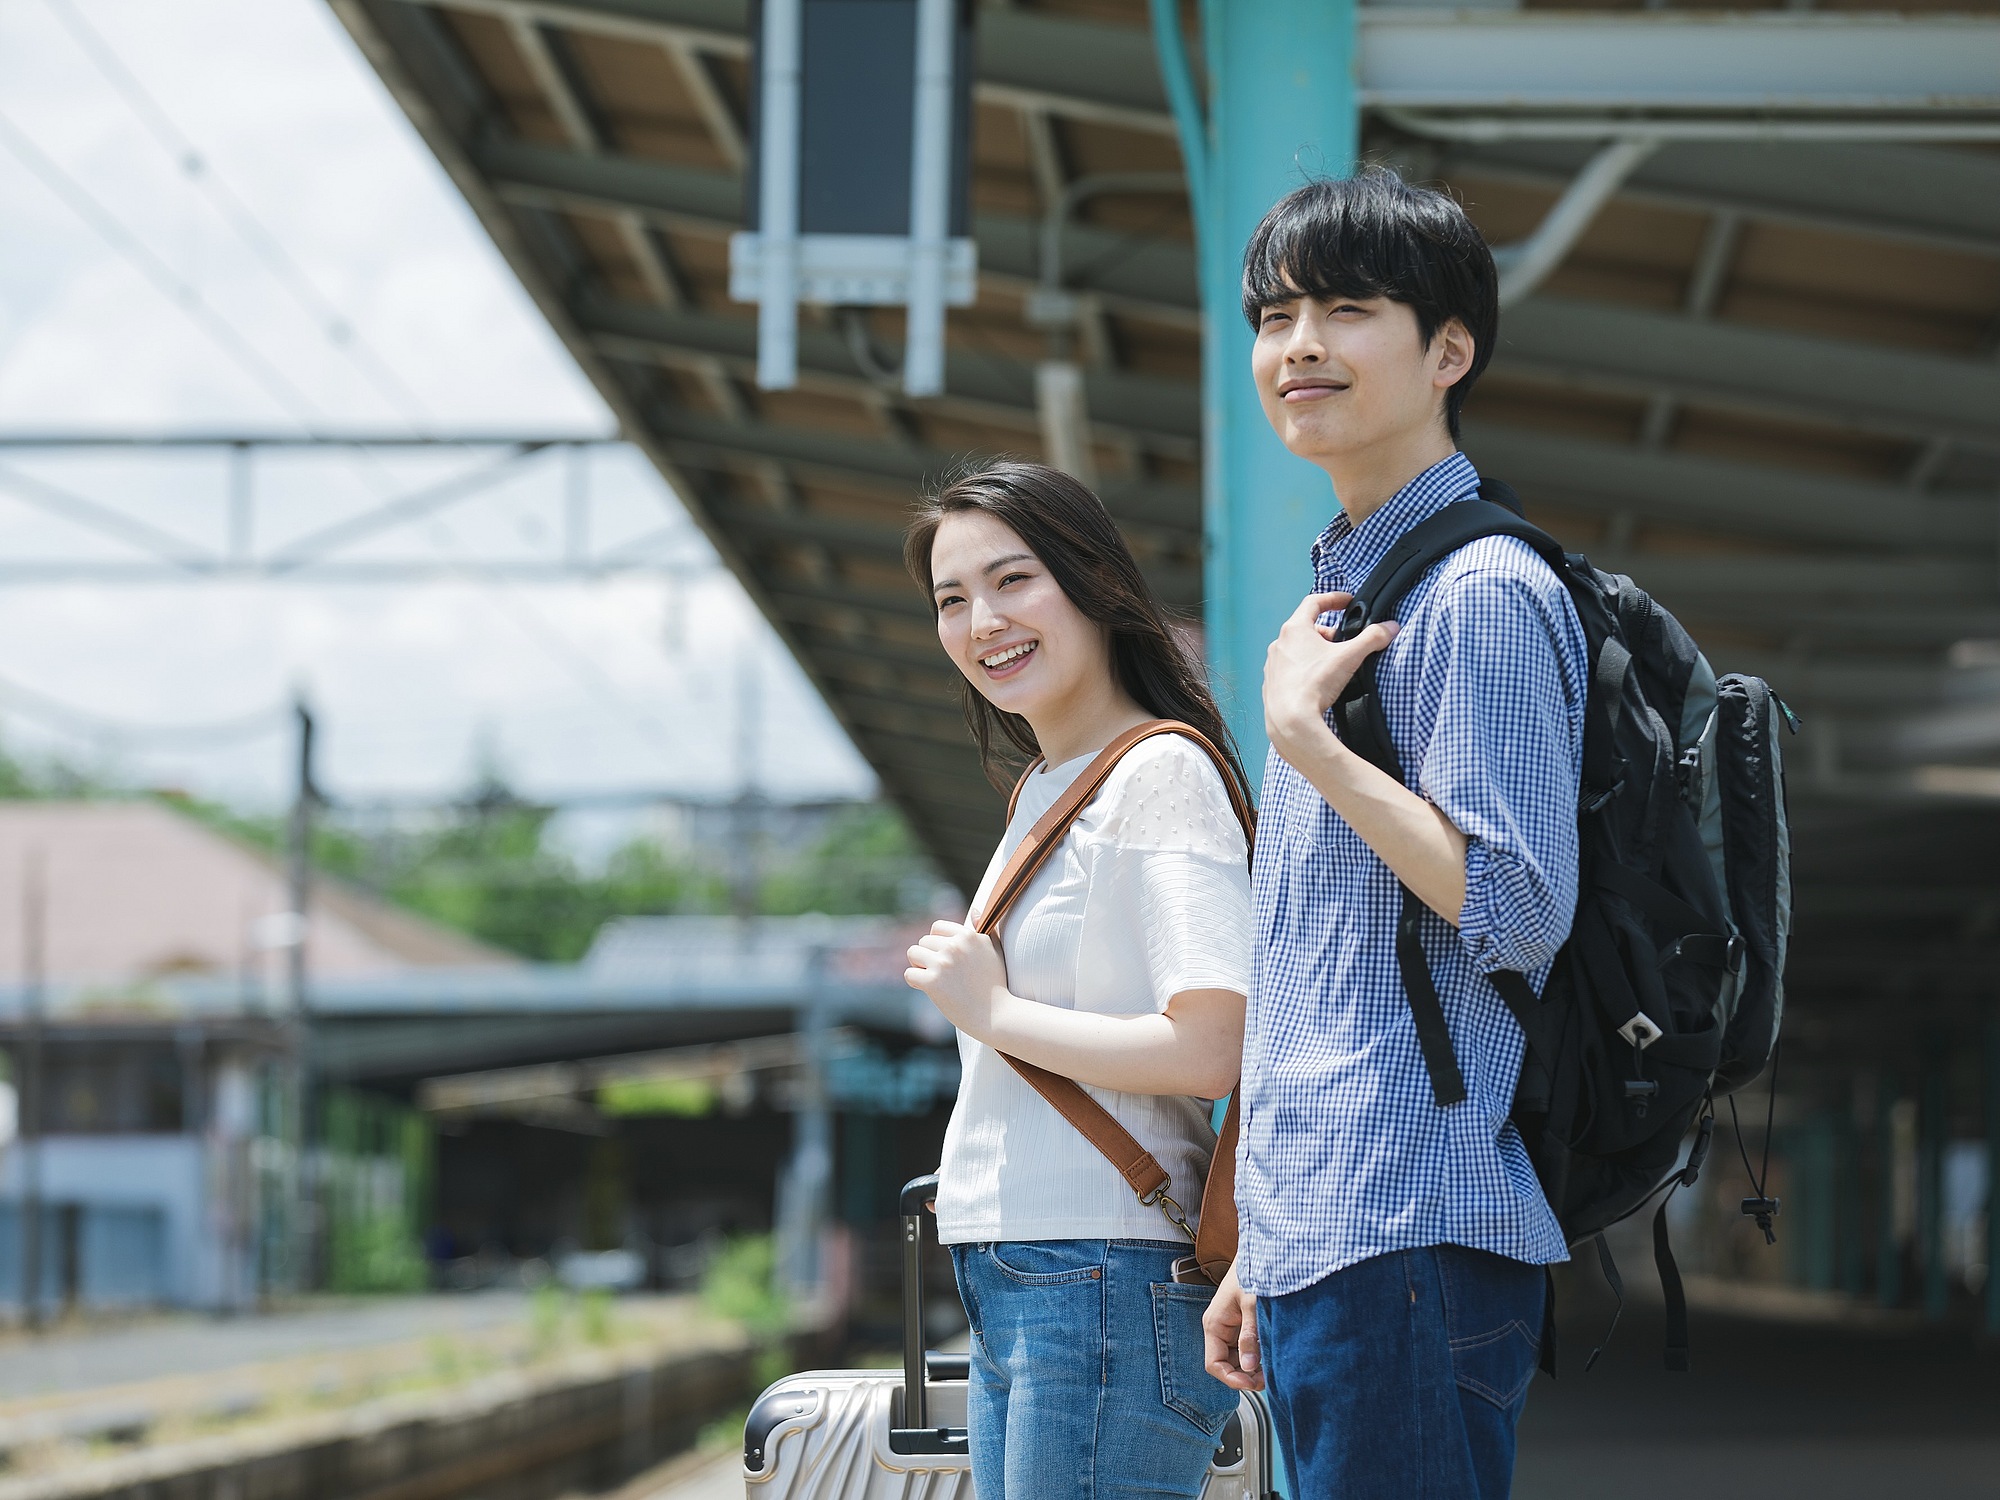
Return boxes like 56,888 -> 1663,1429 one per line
0,0 -> 876,818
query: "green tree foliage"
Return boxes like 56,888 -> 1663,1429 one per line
0,738 -> 105,800
700,1232 -> 788,1340
346,789 -> 935,959
375,794 -> 727,961
322,1089 -> 431,1293
760,802 -> 932,917
0,739 -> 938,961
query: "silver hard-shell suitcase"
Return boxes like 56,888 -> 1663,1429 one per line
742,1176 -> 1277,1498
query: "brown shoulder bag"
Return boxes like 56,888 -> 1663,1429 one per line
971,719 -> 1254,1286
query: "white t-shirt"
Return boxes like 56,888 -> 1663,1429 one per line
933,732 -> 1254,1245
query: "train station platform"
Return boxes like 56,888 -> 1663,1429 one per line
1518,1276 -> 2000,1499
0,1292 -> 752,1499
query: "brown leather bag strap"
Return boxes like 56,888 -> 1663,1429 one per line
1191,1092 -> 1241,1281
971,720 -> 1253,1214
978,721 -> 1251,939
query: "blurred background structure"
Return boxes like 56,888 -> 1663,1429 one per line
0,0 -> 1998,1496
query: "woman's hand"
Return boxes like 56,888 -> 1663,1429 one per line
1263,591 -> 1398,772
1202,1258 -> 1264,1392
904,920 -> 1012,1040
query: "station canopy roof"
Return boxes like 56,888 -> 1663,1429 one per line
331,0 -> 2000,1047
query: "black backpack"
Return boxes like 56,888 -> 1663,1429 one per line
1330,479 -> 1795,1372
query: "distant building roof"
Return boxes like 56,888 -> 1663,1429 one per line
585,914 -> 919,991
0,800 -> 513,991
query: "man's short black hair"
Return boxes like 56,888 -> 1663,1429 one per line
1241,168 -> 1498,442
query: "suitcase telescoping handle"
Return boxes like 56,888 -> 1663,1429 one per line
890,1174 -> 969,1456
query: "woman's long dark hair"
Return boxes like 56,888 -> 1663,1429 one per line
904,460 -> 1252,807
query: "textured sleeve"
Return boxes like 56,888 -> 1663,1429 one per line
1416,563 -> 1586,976
1086,736 -> 1254,1002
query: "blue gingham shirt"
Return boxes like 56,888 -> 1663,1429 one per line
1237,452 -> 1587,1297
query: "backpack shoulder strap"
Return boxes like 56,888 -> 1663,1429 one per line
1347,497 -> 1566,638
1333,495 -> 1573,780
1327,488 -> 1574,1112
972,720 -> 1252,1215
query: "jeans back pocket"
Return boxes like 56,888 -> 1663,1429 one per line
1150,1281 -> 1238,1436
986,1241 -> 1106,1286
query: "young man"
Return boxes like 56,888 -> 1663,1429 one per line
1202,169 -> 1587,1497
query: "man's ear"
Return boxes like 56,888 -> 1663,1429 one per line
1432,318 -> 1476,393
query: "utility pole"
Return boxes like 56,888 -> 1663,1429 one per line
776,947 -> 833,1310
281,696 -> 318,1295
19,849 -> 45,1331
730,648 -> 762,924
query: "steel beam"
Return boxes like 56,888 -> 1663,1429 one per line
1500,298 -> 2000,449
582,293 -> 1203,447
625,310 -> 1990,557
0,433 -> 617,448
402,0 -> 1176,130
840,696 -> 976,748
1658,603 -> 2000,649
1621,554 -> 1992,603
712,496 -> 1199,607
650,405 -> 1200,533
764,577 -> 933,622
490,143 -> 2000,468
859,756 -> 999,807
400,4 -> 2000,129
0,561 -> 696,584
1359,13 -> 2000,114
1708,654 -> 1960,710
1446,139 -> 2000,262
811,656 -> 957,694
478,138 -> 1201,319
1460,422 -> 1995,555
399,0 -> 746,52
816,682 -> 965,729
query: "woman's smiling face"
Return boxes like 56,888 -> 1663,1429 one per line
930,509 -> 1109,729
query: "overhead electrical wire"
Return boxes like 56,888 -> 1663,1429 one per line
37,0 -> 436,429
0,106 -> 331,435
0,11 -> 742,805
0,671 -> 287,748
426,514 -> 692,753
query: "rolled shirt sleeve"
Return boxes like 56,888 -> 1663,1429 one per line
1412,564 -> 1587,977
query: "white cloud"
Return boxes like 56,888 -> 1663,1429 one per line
0,0 -> 876,816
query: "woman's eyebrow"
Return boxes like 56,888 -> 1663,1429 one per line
933,551 -> 1035,593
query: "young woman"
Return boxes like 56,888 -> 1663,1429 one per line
901,461 -> 1255,1500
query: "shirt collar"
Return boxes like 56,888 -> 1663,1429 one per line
1310,450 -> 1482,592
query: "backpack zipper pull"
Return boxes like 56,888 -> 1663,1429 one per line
1741,1196 -> 1781,1244
1680,1110 -> 1715,1187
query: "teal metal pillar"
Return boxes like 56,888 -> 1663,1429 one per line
1149,11 -> 1356,1490
1151,0 -> 1361,778
1987,1010 -> 2000,1336
1792,1114 -> 1837,1293
1877,1068 -> 1903,1308
1920,1036 -> 1949,1321
1836,1102 -> 1866,1300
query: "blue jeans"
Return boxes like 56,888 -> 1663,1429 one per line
1258,1244 -> 1545,1500
950,1239 -> 1236,1500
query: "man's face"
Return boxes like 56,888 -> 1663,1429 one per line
1250,287 -> 1469,465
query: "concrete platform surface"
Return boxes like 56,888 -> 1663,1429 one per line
0,1293 -> 533,1402
639,1450 -> 740,1500
1516,1276 -> 2000,1500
